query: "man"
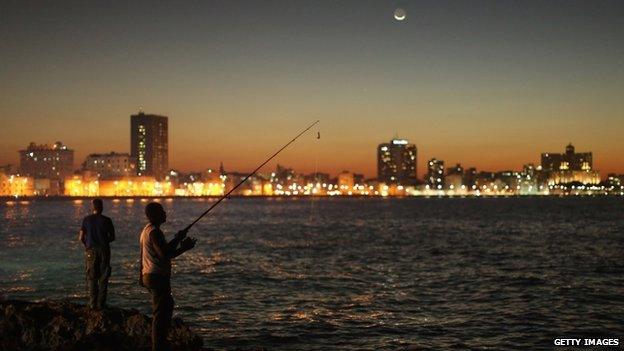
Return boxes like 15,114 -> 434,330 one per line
140,202 -> 196,351
78,198 -> 115,310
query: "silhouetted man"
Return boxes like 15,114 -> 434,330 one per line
140,202 -> 196,351
78,198 -> 115,310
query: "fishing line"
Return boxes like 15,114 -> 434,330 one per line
308,123 -> 320,226
183,120 -> 320,231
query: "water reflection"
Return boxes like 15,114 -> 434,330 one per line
0,198 -> 623,350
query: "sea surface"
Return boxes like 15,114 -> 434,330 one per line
1,197 -> 623,350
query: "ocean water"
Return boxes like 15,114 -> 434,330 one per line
1,197 -> 623,350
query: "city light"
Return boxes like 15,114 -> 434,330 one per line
1,123 -> 622,198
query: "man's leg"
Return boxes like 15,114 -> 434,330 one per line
97,247 -> 111,309
85,249 -> 99,309
145,274 -> 173,351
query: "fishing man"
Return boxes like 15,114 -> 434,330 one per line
78,198 -> 115,310
140,202 -> 196,351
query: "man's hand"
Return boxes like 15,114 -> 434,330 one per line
180,237 -> 197,251
175,228 -> 188,240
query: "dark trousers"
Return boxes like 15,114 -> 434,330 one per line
142,273 -> 174,351
85,247 -> 111,309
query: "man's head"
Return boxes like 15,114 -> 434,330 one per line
92,199 -> 103,214
145,202 -> 166,225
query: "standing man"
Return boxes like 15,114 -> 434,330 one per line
78,198 -> 115,310
140,202 -> 196,351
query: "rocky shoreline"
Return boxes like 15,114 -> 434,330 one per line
0,299 -> 203,351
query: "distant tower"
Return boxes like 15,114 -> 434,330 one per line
377,138 -> 417,184
565,143 -> 575,155
130,111 -> 168,180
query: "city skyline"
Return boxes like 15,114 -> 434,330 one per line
0,116 -> 621,180
3,132 -> 613,181
1,1 -> 623,177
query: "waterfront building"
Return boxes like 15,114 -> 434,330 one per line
541,143 -> 600,185
0,172 -> 35,196
338,171 -> 355,193
83,152 -> 136,179
377,139 -> 417,185
464,167 -> 477,189
542,143 -> 592,172
446,163 -> 464,190
63,174 -> 174,197
19,141 -> 74,181
130,112 -> 168,180
606,174 -> 623,192
426,158 -> 445,190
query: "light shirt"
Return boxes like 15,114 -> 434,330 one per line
140,223 -> 171,277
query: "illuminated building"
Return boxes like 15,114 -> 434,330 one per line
523,163 -> 537,180
177,181 -> 225,196
19,141 -> 74,181
338,171 -> 355,194
547,170 -> 600,185
606,174 -> 623,192
519,164 -> 539,194
377,139 -> 417,184
475,172 -> 495,192
130,111 -> 168,180
426,158 -> 444,190
464,167 -> 477,188
445,174 -> 463,191
271,164 -> 296,186
495,171 -> 523,193
541,143 -> 592,172
83,152 -> 136,179
305,172 -> 330,185
64,174 -> 100,197
0,172 -> 35,196
446,164 -> 464,190
541,144 -> 600,185
64,175 -> 175,197
34,178 -> 53,196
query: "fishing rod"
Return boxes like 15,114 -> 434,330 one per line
183,119 -> 320,231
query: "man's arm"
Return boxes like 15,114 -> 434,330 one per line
78,219 -> 86,246
151,229 -> 193,260
107,218 -> 115,243
166,228 -> 188,253
78,229 -> 86,245
171,237 -> 197,258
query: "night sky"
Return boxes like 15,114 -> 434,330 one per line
1,0 -> 623,177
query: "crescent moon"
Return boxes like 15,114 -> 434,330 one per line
394,9 -> 406,21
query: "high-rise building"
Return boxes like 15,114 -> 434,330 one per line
377,139 -> 417,184
19,141 -> 74,180
82,152 -> 136,179
130,112 -> 168,180
427,158 -> 445,189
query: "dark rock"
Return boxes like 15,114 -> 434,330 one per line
0,299 -> 203,351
